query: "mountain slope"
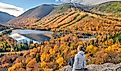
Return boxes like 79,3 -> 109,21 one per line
19,4 -> 55,18
49,3 -> 89,14
7,3 -> 89,28
32,7 -> 121,34
91,1 -> 121,17
0,11 -> 15,24
7,4 -> 55,27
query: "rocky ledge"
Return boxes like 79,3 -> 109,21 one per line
61,63 -> 121,71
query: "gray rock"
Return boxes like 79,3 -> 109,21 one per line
102,63 -> 115,67
61,65 -> 72,71
101,68 -> 114,71
115,66 -> 121,71
61,63 -> 121,71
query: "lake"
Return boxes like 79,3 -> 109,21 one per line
11,29 -> 53,35
9,29 -> 53,44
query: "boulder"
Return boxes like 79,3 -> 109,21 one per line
61,63 -> 121,71
61,65 -> 72,71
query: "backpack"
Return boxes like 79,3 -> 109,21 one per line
68,57 -> 74,67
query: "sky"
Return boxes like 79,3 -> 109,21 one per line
0,0 -> 56,16
0,0 -> 120,16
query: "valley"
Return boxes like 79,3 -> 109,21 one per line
1,1 -> 121,71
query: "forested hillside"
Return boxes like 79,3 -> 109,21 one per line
0,25 -> 9,31
91,1 -> 121,17
33,8 -> 121,35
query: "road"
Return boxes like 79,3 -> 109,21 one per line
0,50 -> 28,55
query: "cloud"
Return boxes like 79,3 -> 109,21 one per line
83,0 -> 121,5
56,0 -> 121,4
0,2 -> 24,16
56,0 -> 83,3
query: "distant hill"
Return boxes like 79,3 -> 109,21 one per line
0,11 -> 15,24
91,1 -> 121,17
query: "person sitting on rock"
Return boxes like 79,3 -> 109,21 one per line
72,45 -> 87,71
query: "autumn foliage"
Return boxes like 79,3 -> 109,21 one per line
1,8 -> 121,71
